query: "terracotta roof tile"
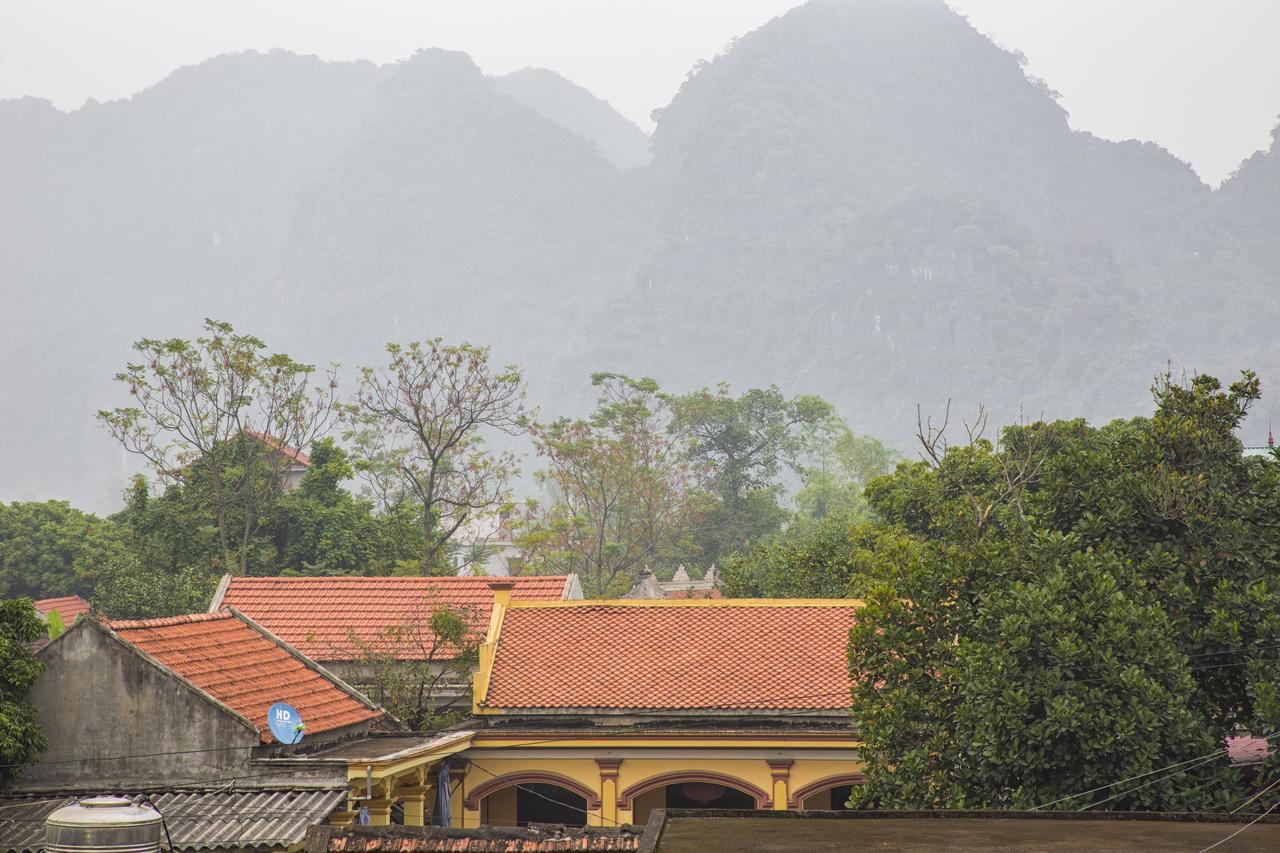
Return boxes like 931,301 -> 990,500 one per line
219,576 -> 574,662
33,595 -> 92,622
107,611 -> 383,743
244,430 -> 311,466
482,602 -> 858,712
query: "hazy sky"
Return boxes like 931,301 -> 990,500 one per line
3,0 -> 1278,184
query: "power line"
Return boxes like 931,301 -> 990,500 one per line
462,757 -> 626,829
1029,730 -> 1280,811
1198,791 -> 1280,852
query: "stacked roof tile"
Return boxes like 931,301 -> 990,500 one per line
108,611 -> 383,743
215,576 -> 576,661
481,602 -> 858,712
33,595 -> 92,622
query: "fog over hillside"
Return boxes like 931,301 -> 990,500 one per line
2,0 -> 1279,511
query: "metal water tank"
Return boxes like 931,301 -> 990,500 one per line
45,796 -> 162,853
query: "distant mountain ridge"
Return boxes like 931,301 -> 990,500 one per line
2,0 -> 1278,511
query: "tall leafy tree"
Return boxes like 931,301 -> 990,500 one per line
518,374 -> 710,596
350,340 -> 525,574
0,501 -> 124,600
667,385 -> 834,564
0,599 -> 48,789
98,319 -> 339,575
273,438 -> 422,575
847,371 -> 1279,810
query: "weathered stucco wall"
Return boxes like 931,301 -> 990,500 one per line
22,622 -> 260,789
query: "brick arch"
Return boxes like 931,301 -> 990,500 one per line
789,773 -> 867,809
618,771 -> 771,809
463,771 -> 601,811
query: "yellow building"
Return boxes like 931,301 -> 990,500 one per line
319,582 -> 864,829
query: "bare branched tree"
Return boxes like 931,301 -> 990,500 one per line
350,339 -> 526,573
914,399 -> 1052,538
98,319 -> 339,574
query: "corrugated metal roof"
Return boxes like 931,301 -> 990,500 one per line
0,787 -> 346,852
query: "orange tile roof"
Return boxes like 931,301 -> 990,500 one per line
33,595 -> 91,622
107,611 -> 383,743
216,575 -> 576,661
244,430 -> 311,466
481,601 -> 858,712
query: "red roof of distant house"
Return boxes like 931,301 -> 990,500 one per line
33,595 -> 92,622
244,430 -> 311,467
1227,735 -> 1272,764
214,575 -> 580,661
480,600 -> 858,713
107,610 -> 383,743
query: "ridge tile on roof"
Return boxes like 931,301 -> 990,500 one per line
107,610 -> 383,743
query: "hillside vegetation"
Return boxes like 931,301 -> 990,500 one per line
2,0 -> 1278,509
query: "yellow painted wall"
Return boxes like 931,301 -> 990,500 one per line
482,786 -> 518,826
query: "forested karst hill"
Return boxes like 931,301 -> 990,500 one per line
2,0 -> 1278,510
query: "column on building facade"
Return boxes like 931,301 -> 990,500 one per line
399,785 -> 429,826
596,759 -> 623,827
767,760 -> 793,811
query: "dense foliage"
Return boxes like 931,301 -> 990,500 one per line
846,372 -> 1280,810
0,599 -> 48,788
0,502 -> 124,600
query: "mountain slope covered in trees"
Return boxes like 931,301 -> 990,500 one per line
2,0 -> 1278,510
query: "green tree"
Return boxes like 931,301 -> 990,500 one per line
273,439 -> 422,575
666,384 -> 834,564
0,501 -> 125,600
518,374 -> 710,596
847,371 -> 1277,810
721,514 -> 878,599
0,599 -> 49,788
90,555 -> 214,620
791,426 -> 898,531
98,320 -> 339,575
350,603 -> 478,730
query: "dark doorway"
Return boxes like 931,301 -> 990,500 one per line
516,783 -> 587,826
665,782 -> 755,810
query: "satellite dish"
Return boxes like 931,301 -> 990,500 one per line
267,702 -> 306,744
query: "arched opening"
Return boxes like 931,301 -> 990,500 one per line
791,774 -> 867,811
465,772 -> 599,828
621,772 -> 769,825
479,783 -> 588,827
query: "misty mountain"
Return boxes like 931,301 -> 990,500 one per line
2,0 -> 1279,512
492,68 -> 651,169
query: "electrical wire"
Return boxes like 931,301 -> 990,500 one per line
1074,752 -> 1228,811
1198,791 -> 1280,852
1230,775 -> 1280,816
1029,730 -> 1280,811
462,757 -> 626,828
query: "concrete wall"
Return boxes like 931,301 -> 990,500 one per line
22,622 -> 260,789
